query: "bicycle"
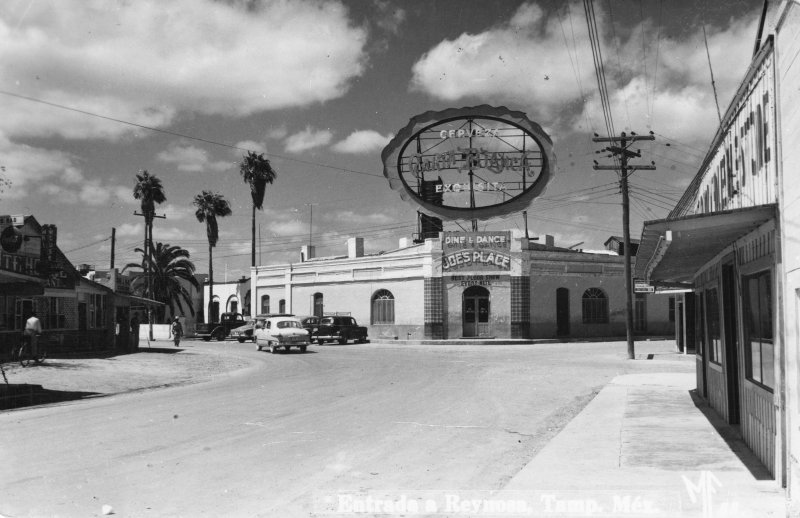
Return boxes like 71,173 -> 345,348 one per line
14,333 -> 46,367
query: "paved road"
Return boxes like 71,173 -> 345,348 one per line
1,340 -> 692,517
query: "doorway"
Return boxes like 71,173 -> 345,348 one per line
556,288 -> 570,336
722,263 -> 741,425
463,286 -> 490,337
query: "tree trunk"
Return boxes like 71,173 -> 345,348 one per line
208,242 -> 215,323
148,222 -> 154,339
251,204 -> 256,268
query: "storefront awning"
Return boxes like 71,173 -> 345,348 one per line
634,204 -> 776,285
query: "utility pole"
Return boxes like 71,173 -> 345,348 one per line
133,211 -> 166,340
110,227 -> 116,270
592,131 -> 656,360
305,203 -> 317,248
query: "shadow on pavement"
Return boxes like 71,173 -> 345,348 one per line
0,383 -> 100,410
137,347 -> 183,354
690,389 -> 773,480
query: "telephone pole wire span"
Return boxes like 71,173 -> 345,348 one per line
592,131 -> 656,360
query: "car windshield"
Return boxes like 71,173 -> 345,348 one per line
276,320 -> 302,329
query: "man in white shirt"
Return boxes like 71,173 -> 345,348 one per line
24,311 -> 42,356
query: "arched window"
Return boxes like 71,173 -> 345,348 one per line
227,295 -> 239,314
210,296 -> 220,323
582,288 -> 608,324
261,295 -> 270,315
279,299 -> 286,313
371,289 -> 395,325
313,293 -> 324,318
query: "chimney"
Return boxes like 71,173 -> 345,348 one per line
347,237 -> 364,258
300,245 -> 315,262
545,235 -> 555,247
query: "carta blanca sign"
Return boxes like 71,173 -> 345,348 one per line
442,231 -> 512,272
382,105 -> 556,221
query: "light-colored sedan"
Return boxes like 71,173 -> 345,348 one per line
254,316 -> 311,354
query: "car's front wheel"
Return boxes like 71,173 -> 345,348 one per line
237,337 -> 245,343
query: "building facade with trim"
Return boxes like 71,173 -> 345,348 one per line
635,1 -> 800,506
251,233 -> 673,342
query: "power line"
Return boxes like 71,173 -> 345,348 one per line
0,89 -> 384,179
584,0 -> 615,138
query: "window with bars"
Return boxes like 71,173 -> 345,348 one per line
581,288 -> 608,324
371,289 -> 395,325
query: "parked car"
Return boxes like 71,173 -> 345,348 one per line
298,316 -> 320,337
313,315 -> 368,345
254,315 -> 311,354
229,319 -> 257,343
195,312 -> 246,341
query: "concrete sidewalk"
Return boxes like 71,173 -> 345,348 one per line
503,372 -> 787,517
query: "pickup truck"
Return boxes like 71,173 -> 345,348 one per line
195,312 -> 246,341
313,315 -> 368,345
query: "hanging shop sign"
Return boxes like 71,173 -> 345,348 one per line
382,105 -> 556,220
442,231 -> 512,272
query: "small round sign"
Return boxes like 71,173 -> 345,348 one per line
382,105 -> 556,220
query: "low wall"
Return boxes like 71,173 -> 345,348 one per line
138,324 -> 172,341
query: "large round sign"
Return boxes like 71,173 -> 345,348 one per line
0,225 -> 23,253
382,105 -> 556,220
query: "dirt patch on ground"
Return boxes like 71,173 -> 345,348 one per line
0,342 -> 254,408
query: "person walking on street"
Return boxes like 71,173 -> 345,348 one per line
130,313 -> 141,350
24,311 -> 42,357
171,316 -> 183,347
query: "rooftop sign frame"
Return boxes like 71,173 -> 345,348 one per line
381,105 -> 556,220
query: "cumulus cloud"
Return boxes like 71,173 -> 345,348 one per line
266,219 -> 308,237
410,1 -> 757,137
284,127 -> 334,153
374,0 -> 406,35
115,223 -> 144,238
0,0 -> 368,140
331,130 -> 393,153
157,143 -> 232,173
331,210 -> 394,225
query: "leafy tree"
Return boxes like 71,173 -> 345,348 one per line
193,190 -> 232,323
239,151 -> 277,267
123,242 -> 199,322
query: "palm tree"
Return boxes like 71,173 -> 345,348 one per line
193,190 -> 232,323
123,242 -> 200,322
239,151 -> 277,267
132,170 -> 167,299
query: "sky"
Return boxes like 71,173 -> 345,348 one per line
0,0 -> 766,280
